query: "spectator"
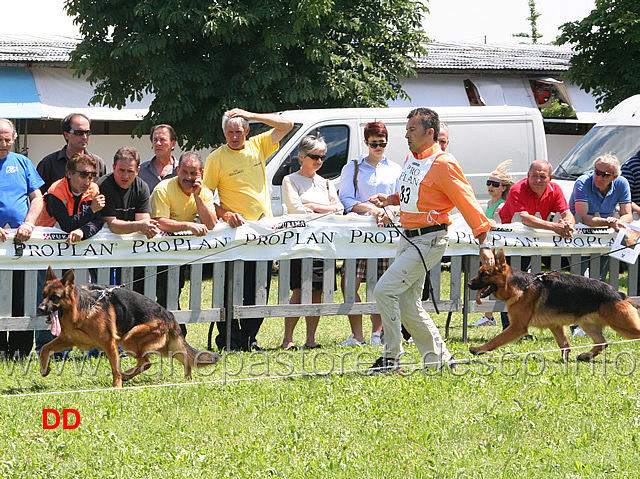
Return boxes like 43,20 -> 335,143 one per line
438,123 -> 449,152
99,146 -> 159,239
281,135 -> 343,350
151,152 -> 217,336
0,119 -> 44,359
571,154 -> 632,232
203,108 -> 293,352
38,153 -> 105,244
499,160 -> 575,238
139,124 -> 179,191
368,108 -> 493,373
472,160 -> 515,328
37,113 -> 106,193
338,121 -> 401,347
98,146 -> 159,292
35,114 -> 105,352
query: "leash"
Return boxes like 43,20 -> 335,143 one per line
380,205 -> 440,314
527,239 -> 640,283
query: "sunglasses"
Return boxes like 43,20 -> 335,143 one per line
74,170 -> 98,179
486,180 -> 501,187
307,153 -> 326,161
594,167 -> 613,179
368,142 -> 387,149
68,129 -> 92,136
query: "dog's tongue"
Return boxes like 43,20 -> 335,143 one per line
476,289 -> 483,305
50,311 -> 61,337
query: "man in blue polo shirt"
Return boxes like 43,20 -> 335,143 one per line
569,154 -> 632,232
0,119 -> 45,359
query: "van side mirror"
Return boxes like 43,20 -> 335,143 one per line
272,155 -> 301,186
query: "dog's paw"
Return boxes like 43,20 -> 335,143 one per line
577,352 -> 593,362
469,346 -> 485,356
40,364 -> 51,377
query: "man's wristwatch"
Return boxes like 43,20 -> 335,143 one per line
479,243 -> 491,250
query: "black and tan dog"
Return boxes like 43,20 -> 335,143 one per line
467,249 -> 640,360
37,266 -> 220,388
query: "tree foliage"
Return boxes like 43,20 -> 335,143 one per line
559,0 -> 640,112
64,0 -> 427,148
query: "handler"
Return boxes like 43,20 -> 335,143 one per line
369,107 -> 493,373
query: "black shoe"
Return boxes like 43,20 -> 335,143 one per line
368,356 -> 401,375
519,334 -> 535,342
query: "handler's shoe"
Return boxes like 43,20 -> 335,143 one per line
438,355 -> 459,373
368,356 -> 402,375
339,334 -> 366,347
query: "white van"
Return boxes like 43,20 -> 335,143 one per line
553,94 -> 640,198
249,106 -> 547,215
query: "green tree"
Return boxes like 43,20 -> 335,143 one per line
64,0 -> 427,148
513,0 -> 542,44
559,0 -> 640,112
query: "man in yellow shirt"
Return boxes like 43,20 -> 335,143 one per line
151,152 -> 217,336
203,108 -> 293,351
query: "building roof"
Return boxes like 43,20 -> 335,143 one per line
0,35 -> 576,72
416,42 -> 574,72
0,34 -> 78,64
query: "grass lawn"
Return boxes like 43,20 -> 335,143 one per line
1,270 -> 639,478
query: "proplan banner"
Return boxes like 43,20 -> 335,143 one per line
0,213 -> 622,270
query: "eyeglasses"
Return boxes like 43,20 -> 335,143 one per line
74,170 -> 97,179
307,154 -> 326,161
486,180 -> 501,187
368,142 -> 387,149
68,129 -> 92,136
594,167 -> 613,179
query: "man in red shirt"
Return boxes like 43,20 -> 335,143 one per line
499,160 -> 574,238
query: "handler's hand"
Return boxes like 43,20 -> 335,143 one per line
0,227 -> 8,243
369,193 -> 388,208
480,248 -> 494,269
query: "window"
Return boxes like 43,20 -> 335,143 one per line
464,79 -> 485,106
272,125 -> 350,186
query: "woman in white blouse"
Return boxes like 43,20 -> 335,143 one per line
281,135 -> 343,350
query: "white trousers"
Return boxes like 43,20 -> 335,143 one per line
374,231 -> 451,368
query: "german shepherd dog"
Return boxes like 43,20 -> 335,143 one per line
37,267 -> 220,388
467,250 -> 640,360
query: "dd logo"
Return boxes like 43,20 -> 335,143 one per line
42,409 -> 81,430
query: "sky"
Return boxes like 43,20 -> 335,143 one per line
7,0 -> 596,44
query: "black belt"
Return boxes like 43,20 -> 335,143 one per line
403,224 -> 447,238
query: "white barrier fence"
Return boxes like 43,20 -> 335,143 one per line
1,214 -> 637,345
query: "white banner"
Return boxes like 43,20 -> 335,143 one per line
0,213 -> 624,270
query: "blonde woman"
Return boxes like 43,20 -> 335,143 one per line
473,160 -> 515,327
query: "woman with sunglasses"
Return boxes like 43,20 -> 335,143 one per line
281,135 -> 343,350
484,160 -> 515,226
472,160 -> 514,327
337,122 -> 402,347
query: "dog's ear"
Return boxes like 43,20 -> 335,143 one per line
45,266 -> 56,282
61,269 -> 75,287
495,249 -> 507,266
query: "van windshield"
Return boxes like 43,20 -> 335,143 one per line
554,125 -> 640,179
248,121 -> 302,165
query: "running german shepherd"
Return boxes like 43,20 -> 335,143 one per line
467,249 -> 640,360
37,266 -> 220,388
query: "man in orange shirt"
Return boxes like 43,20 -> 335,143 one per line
369,107 -> 494,373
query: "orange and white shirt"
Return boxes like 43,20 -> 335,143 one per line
397,143 -> 490,238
